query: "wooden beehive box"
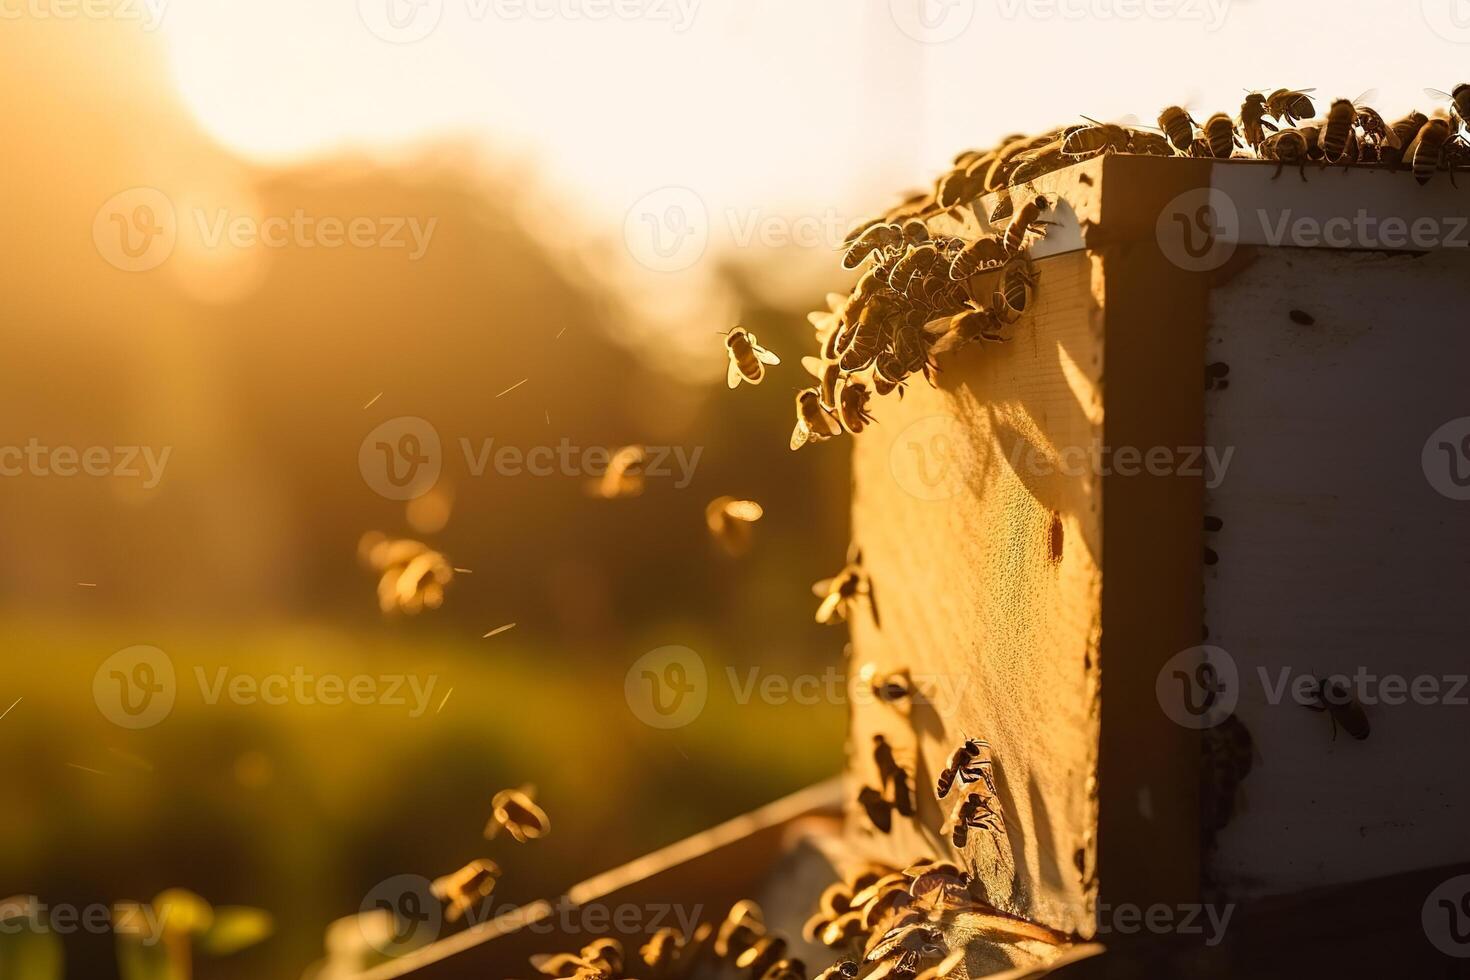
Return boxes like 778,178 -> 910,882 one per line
347,154 -> 1470,978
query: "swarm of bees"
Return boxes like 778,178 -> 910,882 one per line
357,532 -> 455,615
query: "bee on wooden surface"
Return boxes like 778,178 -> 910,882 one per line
705,496 -> 764,557
1265,88 -> 1316,126
864,924 -> 947,977
813,552 -> 867,624
1303,677 -> 1370,741
1003,195 -> 1052,255
358,532 -> 455,616
1239,92 -> 1275,148
1158,105 -> 1199,153
1380,111 -> 1429,170
430,859 -> 501,924
724,326 -> 781,388
791,387 -> 842,451
948,235 -> 1008,280
835,377 -> 876,435
1199,112 -> 1243,158
1260,129 -> 1311,181
1007,140 -> 1069,184
1352,98 -> 1398,152
936,737 -> 997,798
587,444 -> 646,499
888,243 -> 941,294
815,961 -> 860,980
1407,117 -> 1455,185
928,304 -> 1005,357
949,793 -> 1004,848
1319,98 -> 1360,164
843,222 -> 902,270
992,259 -> 1039,325
484,785 -> 550,843
1425,83 -> 1470,130
857,785 -> 894,834
936,166 -> 984,210
1062,117 -> 1130,158
1128,129 -> 1175,156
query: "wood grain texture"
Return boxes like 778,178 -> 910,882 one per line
845,246 -> 1105,936
1203,247 -> 1470,899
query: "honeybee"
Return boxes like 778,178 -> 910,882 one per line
843,222 -> 902,269
1199,112 -> 1242,158
1303,676 -> 1370,741
724,327 -> 781,388
1260,129 -> 1310,181
802,355 -> 842,410
864,924 -> 947,976
705,496 -> 764,557
484,785 -> 550,842
1006,140 -> 1068,186
358,532 -> 455,615
888,242 -> 940,293
936,167 -> 984,210
935,737 -> 996,798
1381,111 -> 1429,170
1157,105 -> 1198,153
791,387 -> 842,451
1265,88 -> 1316,126
992,259 -> 1038,324
813,551 -> 867,624
1407,117 -> 1455,185
1003,195 -> 1052,255
815,961 -> 860,980
1319,98 -> 1359,164
587,444 -> 646,499
838,303 -> 891,373
949,793 -> 1004,848
430,859 -> 501,924
1127,129 -> 1175,157
948,235 -> 1007,280
1425,84 -> 1470,130
1239,92 -> 1275,148
1352,98 -> 1398,152
1062,117 -> 1130,158
835,377 -> 876,435
929,305 -> 1004,357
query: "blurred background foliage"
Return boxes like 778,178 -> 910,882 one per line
0,15 -> 849,980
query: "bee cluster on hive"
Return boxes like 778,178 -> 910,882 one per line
782,84 -> 1469,446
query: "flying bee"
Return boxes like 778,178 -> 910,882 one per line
835,376 -> 876,434
791,387 -> 842,451
936,737 -> 996,798
484,785 -> 550,842
1260,129 -> 1310,181
430,859 -> 501,924
1407,117 -> 1455,185
1157,105 -> 1198,153
1265,88 -> 1316,126
948,235 -> 1008,280
705,496 -> 764,557
857,785 -> 893,833
358,532 -> 455,616
813,551 -> 867,624
1003,195 -> 1052,255
843,222 -> 902,270
587,444 -> 646,499
950,793 -> 1004,848
1425,84 -> 1470,130
1239,92 -> 1276,148
724,327 -> 781,388
1199,112 -> 1243,158
888,242 -> 941,293
1303,677 -> 1370,741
